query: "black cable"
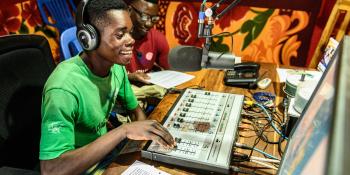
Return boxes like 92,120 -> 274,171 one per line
272,112 -> 283,124
278,136 -> 285,157
240,96 -> 287,159
251,119 -> 281,144
232,152 -> 250,162
211,31 -> 235,61
242,107 -> 283,144
248,123 -> 265,159
251,121 -> 277,154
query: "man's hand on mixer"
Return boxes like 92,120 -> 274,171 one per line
122,120 -> 176,148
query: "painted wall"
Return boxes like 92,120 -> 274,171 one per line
0,0 -> 60,63
0,0 -> 335,66
155,0 -> 323,66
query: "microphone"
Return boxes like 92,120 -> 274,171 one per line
207,51 -> 236,68
169,46 -> 202,71
168,45 -> 236,72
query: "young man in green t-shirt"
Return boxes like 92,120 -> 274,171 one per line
39,0 -> 175,174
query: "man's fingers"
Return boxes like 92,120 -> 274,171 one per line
153,123 -> 175,144
149,128 -> 173,147
148,123 -> 175,147
151,134 -> 169,148
141,79 -> 151,84
141,73 -> 150,79
126,121 -> 175,148
135,73 -> 150,84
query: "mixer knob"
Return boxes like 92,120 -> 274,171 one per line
173,123 -> 180,128
177,118 -> 184,122
175,137 -> 182,143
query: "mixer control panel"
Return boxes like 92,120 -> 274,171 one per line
142,89 -> 244,174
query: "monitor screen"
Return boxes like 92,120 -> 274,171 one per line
277,40 -> 340,174
326,36 -> 350,175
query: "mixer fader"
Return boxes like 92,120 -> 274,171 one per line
142,89 -> 244,174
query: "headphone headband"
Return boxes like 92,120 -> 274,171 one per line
76,0 -> 88,28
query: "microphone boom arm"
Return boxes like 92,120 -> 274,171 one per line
209,0 -> 226,18
213,0 -> 241,20
199,0 -> 241,69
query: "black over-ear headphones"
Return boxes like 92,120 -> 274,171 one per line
76,0 -> 99,51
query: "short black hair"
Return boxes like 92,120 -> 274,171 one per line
86,0 -> 129,29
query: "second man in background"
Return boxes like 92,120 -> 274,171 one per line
126,0 -> 170,84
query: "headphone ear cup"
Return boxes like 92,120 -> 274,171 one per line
77,24 -> 99,51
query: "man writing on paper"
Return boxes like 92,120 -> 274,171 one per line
125,0 -> 170,84
116,0 -> 171,115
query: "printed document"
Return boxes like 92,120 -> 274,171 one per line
121,160 -> 170,175
147,70 -> 194,89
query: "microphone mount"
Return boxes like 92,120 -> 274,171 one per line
210,0 -> 241,20
198,0 -> 241,69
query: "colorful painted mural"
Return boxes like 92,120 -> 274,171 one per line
0,0 -> 60,63
156,0 -> 322,66
0,0 -> 334,66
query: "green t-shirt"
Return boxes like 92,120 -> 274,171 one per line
39,55 -> 138,160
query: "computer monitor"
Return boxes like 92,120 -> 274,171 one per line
277,35 -> 350,175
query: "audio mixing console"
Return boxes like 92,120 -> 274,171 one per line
142,89 -> 244,174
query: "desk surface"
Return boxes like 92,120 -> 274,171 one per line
104,63 -> 287,175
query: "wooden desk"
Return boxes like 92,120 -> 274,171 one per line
104,63 -> 286,175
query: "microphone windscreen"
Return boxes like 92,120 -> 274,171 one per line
168,45 -> 202,72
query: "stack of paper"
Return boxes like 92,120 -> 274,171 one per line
122,160 -> 170,175
147,70 -> 194,89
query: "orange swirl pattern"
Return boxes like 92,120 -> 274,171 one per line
165,2 -> 312,66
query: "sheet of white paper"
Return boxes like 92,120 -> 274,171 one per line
147,70 -> 194,89
121,160 -> 170,175
276,68 -> 322,82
